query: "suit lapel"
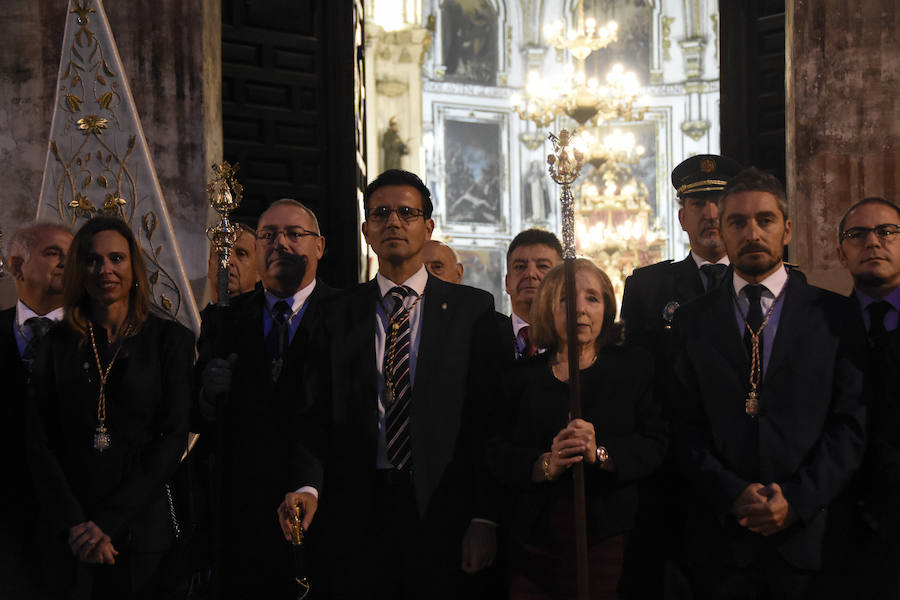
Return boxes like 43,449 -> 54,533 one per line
764,270 -> 811,383
234,291 -> 272,388
413,275 -> 449,412
701,284 -> 747,375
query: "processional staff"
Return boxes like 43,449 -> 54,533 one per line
205,162 -> 242,600
547,129 -> 590,600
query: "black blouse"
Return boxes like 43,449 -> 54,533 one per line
28,314 -> 194,551
489,344 -> 667,545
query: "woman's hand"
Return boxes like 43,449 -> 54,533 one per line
567,418 -> 598,464
68,521 -> 118,564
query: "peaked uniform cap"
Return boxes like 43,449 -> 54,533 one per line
672,154 -> 743,200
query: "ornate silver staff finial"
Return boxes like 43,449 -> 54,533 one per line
206,161 -> 244,306
547,129 -> 585,260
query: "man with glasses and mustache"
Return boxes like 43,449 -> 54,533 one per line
305,169 -> 503,599
196,198 -> 333,599
670,168 -> 868,599
620,154 -> 740,599
835,196 -> 900,598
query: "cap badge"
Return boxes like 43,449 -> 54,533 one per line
700,159 -> 716,173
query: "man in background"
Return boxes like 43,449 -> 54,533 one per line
423,239 -> 464,284
835,196 -> 900,598
2,222 -> 72,598
205,222 -> 259,304
500,228 -> 562,360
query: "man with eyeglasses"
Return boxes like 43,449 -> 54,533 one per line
304,169 -> 503,599
835,196 -> 900,598
196,198 -> 333,599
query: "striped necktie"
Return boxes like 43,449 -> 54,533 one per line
384,286 -> 414,470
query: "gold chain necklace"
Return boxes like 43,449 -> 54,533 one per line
88,322 -> 132,452
382,291 -> 424,405
734,280 -> 786,417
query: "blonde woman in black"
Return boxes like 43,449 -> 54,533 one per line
490,259 -> 667,599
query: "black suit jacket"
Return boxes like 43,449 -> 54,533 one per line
489,347 -> 667,545
671,268 -> 868,570
196,282 -> 332,517
1,307 -> 48,596
27,315 -> 193,597
312,273 -> 501,554
195,281 -> 333,597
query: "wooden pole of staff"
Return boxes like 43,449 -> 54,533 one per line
547,130 -> 589,600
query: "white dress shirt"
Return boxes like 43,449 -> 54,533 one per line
732,266 -> 789,374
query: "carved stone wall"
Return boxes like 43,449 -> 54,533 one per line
0,0 -> 221,308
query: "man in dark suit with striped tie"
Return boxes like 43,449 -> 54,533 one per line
835,196 -> 900,597
304,170 -> 502,599
2,222 -> 72,598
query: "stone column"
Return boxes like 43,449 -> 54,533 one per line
786,0 -> 899,293
0,0 -> 221,307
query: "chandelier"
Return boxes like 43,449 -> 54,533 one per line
572,130 -> 666,300
544,12 -> 618,61
510,1 -> 646,127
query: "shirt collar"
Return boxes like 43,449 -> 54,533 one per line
16,300 -> 64,327
691,250 -> 730,268
511,311 -> 529,336
264,279 -> 317,314
732,265 -> 788,298
375,264 -> 428,299
855,285 -> 900,313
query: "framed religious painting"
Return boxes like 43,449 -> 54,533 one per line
434,105 -> 510,235
455,243 -> 506,313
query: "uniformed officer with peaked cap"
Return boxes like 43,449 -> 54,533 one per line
619,153 -> 742,599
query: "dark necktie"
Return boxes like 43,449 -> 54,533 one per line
384,285 -> 413,470
743,284 -> 764,359
518,325 -> 537,359
22,316 -> 53,366
266,300 -> 292,381
868,301 -> 891,343
700,263 -> 728,291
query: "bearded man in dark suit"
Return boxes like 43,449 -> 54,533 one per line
671,168 -> 868,599
296,170 -> 502,599
1,222 -> 72,599
197,198 -> 333,599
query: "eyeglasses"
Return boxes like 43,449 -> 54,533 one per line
839,224 -> 900,243
256,227 -> 320,244
366,206 -> 425,223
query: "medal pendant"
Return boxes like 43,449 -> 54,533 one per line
745,391 -> 759,417
93,424 -> 110,452
384,382 -> 394,405
391,322 -> 400,332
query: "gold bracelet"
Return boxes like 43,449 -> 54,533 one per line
541,453 -> 553,481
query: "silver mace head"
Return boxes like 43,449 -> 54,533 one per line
547,129 -> 585,259
206,162 -> 244,304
